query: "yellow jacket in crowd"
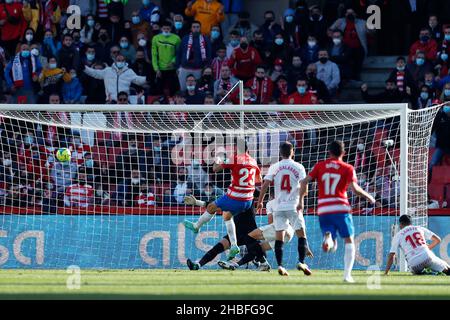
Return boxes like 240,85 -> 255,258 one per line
185,0 -> 225,36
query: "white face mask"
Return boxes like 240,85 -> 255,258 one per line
308,40 -> 317,47
31,48 -> 40,56
138,39 -> 147,47
357,143 -> 365,151
131,178 -> 141,184
332,38 -> 342,45
26,34 -> 34,42
3,159 -> 12,166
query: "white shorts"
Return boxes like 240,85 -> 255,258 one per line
409,251 -> 448,274
273,210 -> 305,232
259,224 -> 295,251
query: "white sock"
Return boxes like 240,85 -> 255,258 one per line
225,219 -> 237,247
344,243 -> 355,279
194,211 -> 214,229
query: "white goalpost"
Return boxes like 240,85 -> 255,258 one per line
0,102 -> 441,271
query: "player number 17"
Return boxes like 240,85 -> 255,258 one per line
322,173 -> 341,195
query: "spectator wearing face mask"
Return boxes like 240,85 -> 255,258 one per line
172,14 -> 189,39
17,28 -> 36,53
209,25 -> 224,58
226,30 -> 241,58
84,54 -> 147,102
387,56 -> 416,94
281,8 -> 298,48
245,65 -> 274,104
115,138 -> 148,181
39,56 -> 71,99
287,55 -> 305,88
183,74 -> 205,105
315,49 -> 340,97
199,182 -> 224,204
225,11 -> 258,43
0,0 -> 28,57
80,15 -> 97,45
62,69 -> 82,104
130,10 -> 150,47
187,159 -> 209,195
269,33 -> 293,66
228,36 -> 262,82
4,43 -> 42,104
285,78 -> 317,105
176,20 -> 212,91
41,30 -> 62,60
211,45 -> 228,80
427,15 -> 442,42
260,10 -> 283,47
429,105 -> 450,181
152,21 -> 181,96
305,63 -> 330,104
439,83 -> 450,103
197,66 -> 214,93
173,166 -> 194,205
407,51 -> 433,84
306,6 -> 328,46
409,85 -> 433,110
116,167 -> 146,207
118,36 -> 136,64
408,28 -> 438,64
185,0 -> 225,37
330,8 -> 369,81
299,35 -> 320,66
327,29 -> 351,81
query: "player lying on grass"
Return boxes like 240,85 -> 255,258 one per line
385,214 -> 450,276
299,140 -> 376,283
218,198 -> 309,271
256,141 -> 314,277
184,139 -> 261,260
185,195 -> 270,271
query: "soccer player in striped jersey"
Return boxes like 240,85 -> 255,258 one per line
256,142 -> 313,276
385,214 -> 450,276
184,138 -> 261,260
299,140 -> 375,283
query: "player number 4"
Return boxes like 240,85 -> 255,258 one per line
322,173 -> 341,195
281,175 -> 292,193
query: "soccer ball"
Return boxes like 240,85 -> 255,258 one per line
56,148 -> 71,163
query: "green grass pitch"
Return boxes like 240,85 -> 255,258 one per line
0,269 -> 448,300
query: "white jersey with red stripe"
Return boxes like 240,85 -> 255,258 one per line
308,158 -> 357,215
390,225 -> 436,265
221,153 -> 260,201
65,184 -> 94,208
264,159 -> 306,211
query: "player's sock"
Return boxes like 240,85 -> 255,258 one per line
224,219 -> 238,247
199,242 -> 225,267
194,211 -> 214,229
298,237 -> 308,264
344,243 -> 356,279
274,240 -> 284,267
237,252 -> 256,266
245,236 -> 266,263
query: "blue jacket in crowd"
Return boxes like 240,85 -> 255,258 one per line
177,34 -> 212,70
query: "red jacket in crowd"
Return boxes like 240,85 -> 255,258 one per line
228,46 -> 262,80
408,39 -> 438,63
245,76 -> 274,104
0,2 -> 27,42
285,91 -> 317,105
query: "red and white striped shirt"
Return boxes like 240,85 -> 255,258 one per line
65,184 -> 94,208
308,158 -> 357,215
136,192 -> 156,207
221,153 -> 260,201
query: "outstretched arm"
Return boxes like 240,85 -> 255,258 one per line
256,179 -> 271,212
349,181 -> 375,204
385,252 -> 395,275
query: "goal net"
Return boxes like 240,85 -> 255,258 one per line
0,104 -> 441,270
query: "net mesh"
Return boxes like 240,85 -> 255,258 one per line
0,104 -> 440,270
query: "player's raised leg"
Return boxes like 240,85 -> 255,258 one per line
184,201 -> 217,233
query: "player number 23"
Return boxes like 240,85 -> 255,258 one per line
238,168 -> 256,186
322,173 -> 341,195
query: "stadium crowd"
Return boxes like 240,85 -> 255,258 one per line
0,0 -> 449,212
